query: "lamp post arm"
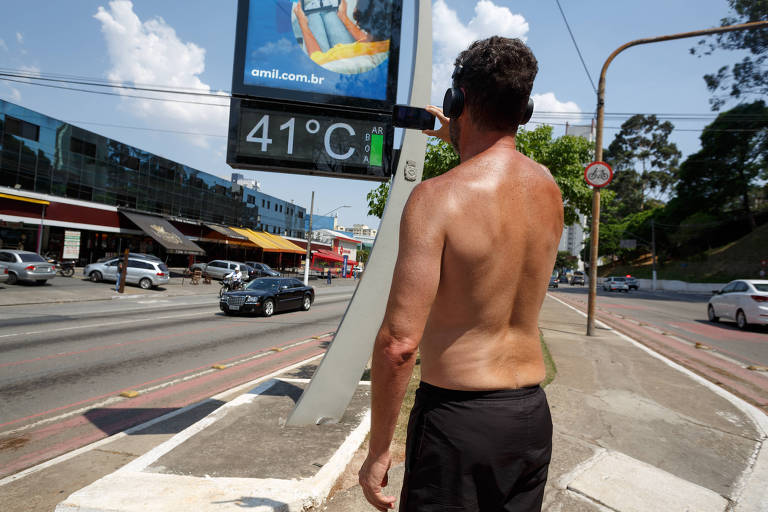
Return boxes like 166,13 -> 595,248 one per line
586,19 -> 768,335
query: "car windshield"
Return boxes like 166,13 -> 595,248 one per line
613,278 -> 626,282
247,278 -> 279,291
754,283 -> 768,292
19,253 -> 46,262
262,263 -> 273,270
159,263 -> 169,272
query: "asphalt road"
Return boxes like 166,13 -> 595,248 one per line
0,284 -> 354,478
548,286 -> 768,368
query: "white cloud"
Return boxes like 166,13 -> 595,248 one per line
9,87 -> 21,102
19,65 -> 41,77
0,39 -> 8,52
528,92 -> 584,126
431,0 -> 529,105
93,0 -> 229,148
15,32 -> 23,44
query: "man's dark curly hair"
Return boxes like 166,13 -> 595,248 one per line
454,37 -> 538,131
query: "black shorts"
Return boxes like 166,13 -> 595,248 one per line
400,381 -> 552,512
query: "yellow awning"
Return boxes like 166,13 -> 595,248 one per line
229,227 -> 305,254
0,192 -> 50,205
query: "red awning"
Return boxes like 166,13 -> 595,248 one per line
313,249 -> 344,263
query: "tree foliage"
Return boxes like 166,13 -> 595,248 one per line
605,114 -> 681,214
674,100 -> 768,229
555,250 -> 578,271
691,0 -> 768,110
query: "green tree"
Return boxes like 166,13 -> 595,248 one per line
356,247 -> 370,263
691,0 -> 768,110
674,100 -> 768,230
555,250 -> 578,271
606,114 -> 681,214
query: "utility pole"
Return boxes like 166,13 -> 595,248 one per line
586,19 -> 768,336
118,248 -> 128,293
651,219 -> 657,291
303,191 -> 314,286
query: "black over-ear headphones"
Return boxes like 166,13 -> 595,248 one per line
442,63 -> 534,125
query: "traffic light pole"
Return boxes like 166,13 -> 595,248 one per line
586,19 -> 768,336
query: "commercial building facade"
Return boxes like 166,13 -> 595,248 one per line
0,100 -> 306,266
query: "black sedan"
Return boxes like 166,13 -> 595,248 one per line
219,277 -> 314,317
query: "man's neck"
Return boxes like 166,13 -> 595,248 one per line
458,126 -> 517,161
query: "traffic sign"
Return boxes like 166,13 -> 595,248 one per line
584,161 -> 613,188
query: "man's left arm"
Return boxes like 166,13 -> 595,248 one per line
359,183 -> 444,510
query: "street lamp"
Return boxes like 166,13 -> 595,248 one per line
322,205 -> 350,217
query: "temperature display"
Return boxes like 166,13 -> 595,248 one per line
227,99 -> 393,181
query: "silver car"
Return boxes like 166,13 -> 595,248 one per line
190,260 -> 251,281
84,257 -> 170,289
0,250 -> 57,285
0,263 -> 9,284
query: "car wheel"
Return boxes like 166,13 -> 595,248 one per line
302,294 -> 312,311
7,272 -> 18,285
707,305 -> 719,323
90,271 -> 102,282
736,310 -> 748,330
139,278 -> 152,290
262,299 -> 275,317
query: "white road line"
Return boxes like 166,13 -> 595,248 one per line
0,352 -> 326,487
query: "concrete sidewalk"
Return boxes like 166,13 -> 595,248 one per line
44,294 -> 768,511
323,295 -> 768,511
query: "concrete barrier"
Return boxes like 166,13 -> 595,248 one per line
635,279 -> 726,294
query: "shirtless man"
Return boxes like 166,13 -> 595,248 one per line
358,37 -> 563,511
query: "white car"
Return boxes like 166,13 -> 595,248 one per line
602,277 -> 629,292
708,279 -> 768,330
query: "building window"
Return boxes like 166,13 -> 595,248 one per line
267,201 -> 270,209
262,199 -> 265,207
279,205 -> 283,213
298,212 -> 304,219
5,116 -> 40,142
247,196 -> 255,204
71,137 -> 97,159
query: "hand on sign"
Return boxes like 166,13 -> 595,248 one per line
422,105 -> 450,144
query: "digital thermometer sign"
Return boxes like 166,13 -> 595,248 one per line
227,98 -> 393,181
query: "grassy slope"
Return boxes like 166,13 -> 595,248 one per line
600,222 -> 768,283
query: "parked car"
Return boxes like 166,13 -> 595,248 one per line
602,277 -> 629,292
571,272 -> 585,286
708,279 -> 768,330
548,276 -> 559,288
559,275 -> 569,283
245,261 -> 281,277
625,276 -> 639,291
0,250 -> 57,285
220,277 -> 314,317
0,263 -> 9,284
84,256 -> 170,289
190,260 -> 251,281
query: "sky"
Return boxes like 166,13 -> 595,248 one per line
0,0 -> 752,229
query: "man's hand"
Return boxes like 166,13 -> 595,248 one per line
422,105 -> 451,144
359,451 -> 396,511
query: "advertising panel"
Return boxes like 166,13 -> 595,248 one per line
62,230 -> 81,260
231,0 -> 402,111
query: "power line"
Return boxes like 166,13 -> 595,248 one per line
554,0 -> 597,94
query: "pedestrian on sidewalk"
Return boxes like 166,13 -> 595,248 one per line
327,268 -> 332,285
359,37 -> 563,512
115,260 -> 124,293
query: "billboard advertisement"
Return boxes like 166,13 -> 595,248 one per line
231,0 -> 402,111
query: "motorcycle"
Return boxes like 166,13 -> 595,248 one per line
45,254 -> 76,277
219,277 -> 245,297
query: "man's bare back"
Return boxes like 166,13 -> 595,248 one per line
417,140 -> 563,391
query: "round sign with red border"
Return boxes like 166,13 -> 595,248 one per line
584,161 -> 613,188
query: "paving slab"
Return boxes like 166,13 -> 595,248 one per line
567,450 -> 729,512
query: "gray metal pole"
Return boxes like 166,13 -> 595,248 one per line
303,191 -> 314,286
287,0 -> 432,426
651,219 -> 657,290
